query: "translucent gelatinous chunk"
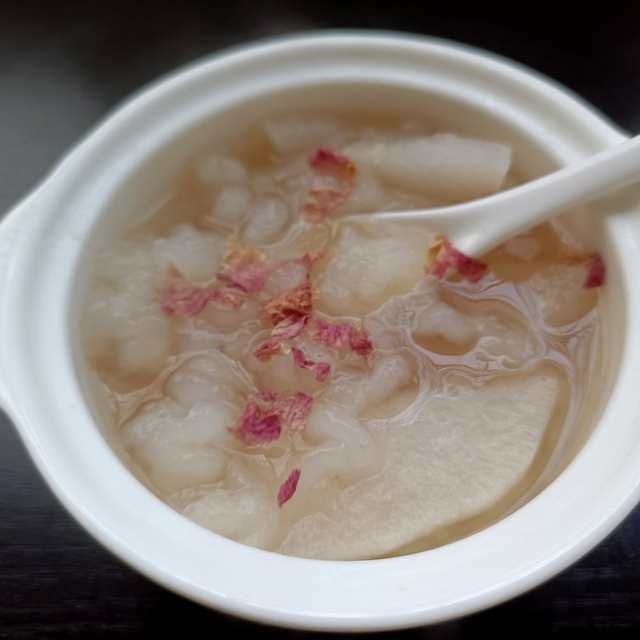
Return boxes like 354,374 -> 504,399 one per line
243,196 -> 290,244
345,133 -> 511,200
316,222 -> 434,316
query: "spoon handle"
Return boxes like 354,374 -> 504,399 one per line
358,134 -> 640,256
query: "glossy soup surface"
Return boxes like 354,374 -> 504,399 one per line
83,115 -> 602,559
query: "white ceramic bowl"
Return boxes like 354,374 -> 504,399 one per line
2,32 -> 640,632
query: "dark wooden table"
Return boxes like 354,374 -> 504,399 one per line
2,3 -> 640,637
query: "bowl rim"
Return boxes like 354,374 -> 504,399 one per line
2,31 -> 639,632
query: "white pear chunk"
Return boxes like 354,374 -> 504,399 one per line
345,133 -> 511,201
280,371 -> 559,559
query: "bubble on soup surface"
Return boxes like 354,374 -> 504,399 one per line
316,222 -> 434,316
195,153 -> 248,187
264,117 -> 343,153
243,196 -> 290,244
211,185 -> 252,225
345,133 -> 511,201
280,370 -> 560,559
529,262 -> 598,326
152,225 -> 227,282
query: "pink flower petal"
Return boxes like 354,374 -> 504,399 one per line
217,248 -> 270,293
584,253 -> 606,288
254,312 -> 311,361
277,468 -> 301,507
427,237 -> 488,283
274,392 -> 313,432
301,148 -> 356,224
230,399 -> 282,445
256,390 -> 279,403
207,286 -> 247,308
160,269 -> 245,317
265,281 -> 313,325
161,284 -> 211,317
254,281 -> 314,361
231,391 -> 314,445
348,328 -> 374,357
254,338 -> 284,362
291,347 -> 331,382
311,319 -> 373,358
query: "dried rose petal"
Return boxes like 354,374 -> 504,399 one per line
265,281 -> 313,325
230,391 -> 313,445
348,328 -> 374,357
271,314 -> 309,341
160,269 -> 245,317
256,390 -> 279,403
277,468 -> 301,507
301,148 -> 356,224
230,399 -> 282,445
584,253 -> 606,288
207,286 -> 247,308
231,391 -> 313,444
217,248 -> 270,293
311,319 -> 373,358
254,338 -> 283,362
254,281 -> 314,360
272,391 -> 313,432
426,237 -> 487,283
161,283 -> 211,317
291,347 -> 331,382
254,316 -> 309,362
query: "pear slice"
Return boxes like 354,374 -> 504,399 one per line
280,370 -> 560,560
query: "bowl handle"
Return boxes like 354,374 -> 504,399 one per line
0,189 -> 43,413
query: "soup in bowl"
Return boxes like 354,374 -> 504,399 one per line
83,110 -> 606,560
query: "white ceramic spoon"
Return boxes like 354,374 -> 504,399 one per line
353,135 -> 640,256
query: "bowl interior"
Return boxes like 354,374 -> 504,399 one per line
73,79 -> 622,552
